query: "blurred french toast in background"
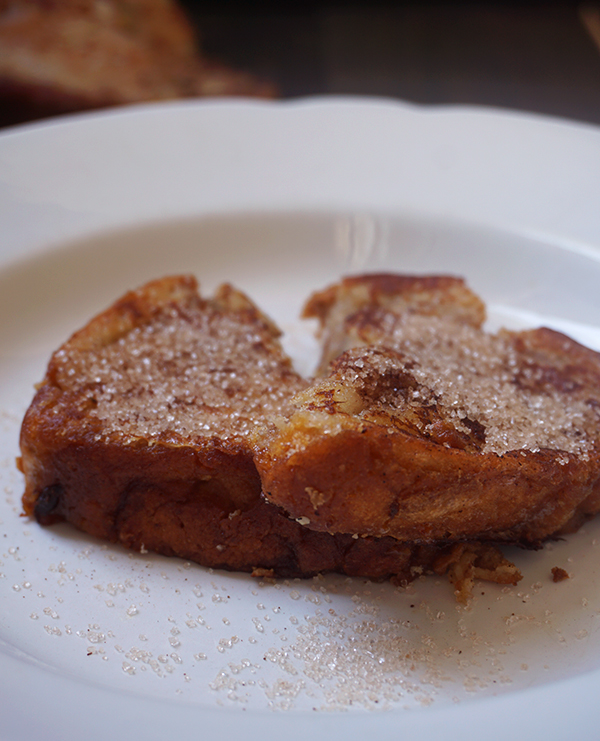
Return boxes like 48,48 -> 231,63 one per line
0,0 -> 275,127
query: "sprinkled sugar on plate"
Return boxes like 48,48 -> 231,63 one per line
2,99 -> 600,740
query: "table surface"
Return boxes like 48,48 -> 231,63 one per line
183,1 -> 600,127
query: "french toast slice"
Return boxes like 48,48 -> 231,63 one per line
256,274 -> 600,545
19,274 -> 483,585
0,0 -> 275,127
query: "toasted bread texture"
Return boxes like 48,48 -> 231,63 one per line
0,0 -> 275,126
256,274 -> 600,545
19,274 -> 489,585
303,274 -> 487,374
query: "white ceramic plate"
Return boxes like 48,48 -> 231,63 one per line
2,98 -> 600,741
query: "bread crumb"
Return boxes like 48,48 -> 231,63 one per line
551,567 -> 570,582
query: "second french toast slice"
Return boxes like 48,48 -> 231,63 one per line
256,274 -> 600,545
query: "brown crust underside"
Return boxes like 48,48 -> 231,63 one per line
20,401 -> 471,584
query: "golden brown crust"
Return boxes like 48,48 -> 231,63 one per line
303,273 -> 486,325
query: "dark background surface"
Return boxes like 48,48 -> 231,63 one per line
181,1 -> 600,126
